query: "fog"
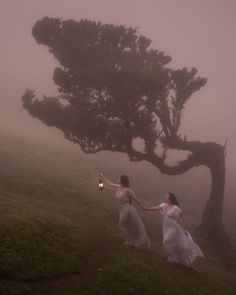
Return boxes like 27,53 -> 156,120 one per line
0,0 -> 236,219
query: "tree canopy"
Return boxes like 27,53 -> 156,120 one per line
23,17 -> 207,172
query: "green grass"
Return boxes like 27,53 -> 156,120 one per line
0,132 -> 235,294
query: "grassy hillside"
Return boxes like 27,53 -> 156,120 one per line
0,132 -> 235,295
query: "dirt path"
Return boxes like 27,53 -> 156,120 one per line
36,224 -> 110,288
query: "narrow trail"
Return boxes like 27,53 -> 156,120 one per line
1,225 -> 111,288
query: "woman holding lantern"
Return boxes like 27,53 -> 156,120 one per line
99,173 -> 151,251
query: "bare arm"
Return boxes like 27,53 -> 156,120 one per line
130,190 -> 159,210
144,204 -> 162,211
131,193 -> 146,210
99,173 -> 119,188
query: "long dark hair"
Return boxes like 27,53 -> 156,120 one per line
168,192 -> 180,208
120,175 -> 130,188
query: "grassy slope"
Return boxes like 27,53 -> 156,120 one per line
0,132 -> 235,295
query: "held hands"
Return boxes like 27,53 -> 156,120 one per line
138,202 -> 149,210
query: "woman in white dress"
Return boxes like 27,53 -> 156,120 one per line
99,173 -> 151,251
144,192 -> 204,268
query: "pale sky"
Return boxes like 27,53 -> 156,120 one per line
0,0 -> 236,177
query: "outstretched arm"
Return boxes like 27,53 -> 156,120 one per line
130,190 -> 157,210
144,204 -> 163,211
99,173 -> 119,188
132,194 -> 146,210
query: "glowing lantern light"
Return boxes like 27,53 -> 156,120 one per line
99,179 -> 104,191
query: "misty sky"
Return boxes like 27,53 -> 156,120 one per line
0,0 -> 236,175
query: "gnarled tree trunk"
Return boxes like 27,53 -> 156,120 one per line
200,144 -> 229,246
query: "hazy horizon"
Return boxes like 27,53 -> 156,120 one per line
1,0 -> 236,201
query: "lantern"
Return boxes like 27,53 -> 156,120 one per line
99,179 -> 104,190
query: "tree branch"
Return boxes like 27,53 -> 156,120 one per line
126,146 -> 202,175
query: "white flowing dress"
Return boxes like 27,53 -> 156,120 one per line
159,203 -> 204,265
116,188 -> 151,251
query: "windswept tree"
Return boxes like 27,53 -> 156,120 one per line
22,17 -> 229,245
